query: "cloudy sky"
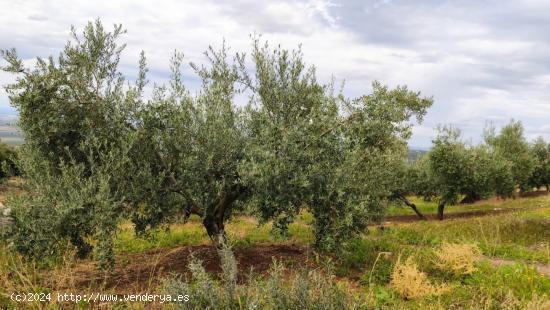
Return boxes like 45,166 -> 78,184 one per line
1,0 -> 549,148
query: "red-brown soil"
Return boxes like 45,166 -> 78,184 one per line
46,244 -> 314,294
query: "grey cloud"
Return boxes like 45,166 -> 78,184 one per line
217,0 -> 332,35
1,0 -> 550,147
28,14 -> 48,21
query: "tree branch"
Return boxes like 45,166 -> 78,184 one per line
396,194 -> 426,220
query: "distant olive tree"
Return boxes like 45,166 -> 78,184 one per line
485,120 -> 536,192
1,21 -> 432,268
459,145 -> 515,203
425,127 -> 468,219
528,137 -> 550,191
390,158 -> 429,220
415,127 -> 514,219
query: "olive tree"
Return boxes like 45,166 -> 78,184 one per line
418,127 -> 514,219
459,145 -> 515,203
485,120 -> 535,192
1,21 -> 433,267
528,137 -> 550,191
239,41 -> 432,248
124,46 -> 248,248
1,21 -> 139,268
425,127 -> 468,219
390,158 -> 429,220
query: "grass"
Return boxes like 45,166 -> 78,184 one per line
115,218 -> 208,253
115,215 -> 313,254
1,190 -> 549,308
375,208 -> 550,264
116,195 -> 550,266
386,194 -> 549,217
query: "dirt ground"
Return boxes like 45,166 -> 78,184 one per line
4,184 -> 547,296
44,238 -> 550,296
45,244 -> 314,294
384,191 -> 549,223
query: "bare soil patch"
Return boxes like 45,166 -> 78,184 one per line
488,257 -> 550,277
45,244 -> 313,294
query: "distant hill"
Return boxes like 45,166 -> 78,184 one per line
0,114 -> 22,146
407,148 -> 427,162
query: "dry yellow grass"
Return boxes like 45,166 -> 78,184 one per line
390,256 -> 448,300
434,242 -> 482,276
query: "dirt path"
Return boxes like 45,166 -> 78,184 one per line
383,207 -> 524,224
384,191 -> 550,224
488,257 -> 550,277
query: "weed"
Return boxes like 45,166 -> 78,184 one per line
163,256 -> 365,309
467,262 -> 550,300
390,256 -> 449,300
360,252 -> 394,285
434,242 -> 481,277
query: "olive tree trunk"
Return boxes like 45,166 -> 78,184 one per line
397,195 -> 426,220
437,201 -> 446,220
202,185 -> 246,249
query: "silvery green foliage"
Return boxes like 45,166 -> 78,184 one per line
1,20 -> 433,266
7,138 -> 132,268
461,145 -> 515,202
239,39 -> 432,249
528,136 -> 550,190
117,35 -> 432,251
0,142 -> 19,179
1,20 -> 138,268
1,21 -> 132,175
410,126 -> 515,218
404,155 -> 439,201
163,256 -> 362,309
484,120 -> 536,192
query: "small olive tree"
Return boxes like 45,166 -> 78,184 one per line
2,21 -> 433,267
426,127 -> 469,219
1,21 -> 139,268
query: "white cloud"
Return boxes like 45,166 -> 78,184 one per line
1,0 -> 550,147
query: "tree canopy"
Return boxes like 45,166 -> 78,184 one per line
1,21 -> 432,268
528,137 -> 550,191
408,126 -> 515,219
485,120 -> 535,192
